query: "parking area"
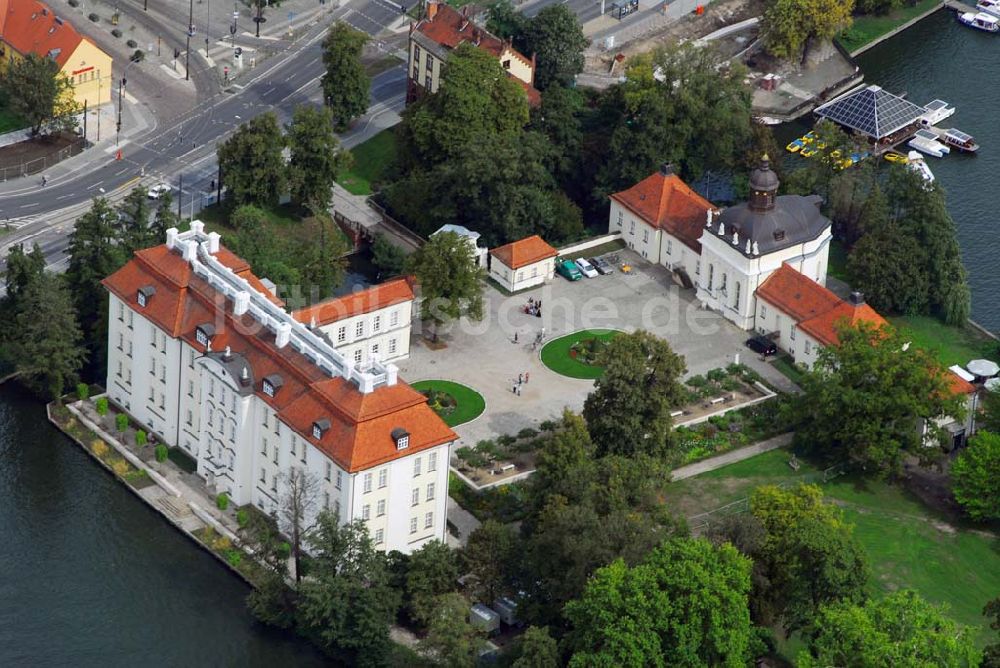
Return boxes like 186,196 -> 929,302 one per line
395,249 -> 796,448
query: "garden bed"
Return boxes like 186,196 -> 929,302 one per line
452,426 -> 545,489
539,329 -> 621,379
411,379 -> 486,428
449,472 -> 531,524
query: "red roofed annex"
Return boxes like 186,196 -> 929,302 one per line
101,223 -> 455,554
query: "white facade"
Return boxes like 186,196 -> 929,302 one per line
752,297 -> 824,369
489,256 -> 555,293
609,199 -> 701,283
312,300 -> 413,368
696,224 -> 831,331
104,225 -> 453,554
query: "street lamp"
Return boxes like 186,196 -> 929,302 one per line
185,0 -> 195,81
253,0 -> 266,38
116,58 -> 139,146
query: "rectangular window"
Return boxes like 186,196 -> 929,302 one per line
189,349 -> 195,368
734,282 -> 741,308
378,468 -> 387,488
336,470 -> 342,490
805,340 -> 812,355
128,310 -> 134,329
642,229 -> 649,244
355,321 -> 364,338
300,441 -> 306,465
324,491 -> 330,509
117,361 -> 123,377
373,315 -> 381,332
260,468 -> 266,483
411,488 -> 419,506
186,410 -> 193,426
159,393 -> 165,410
188,380 -> 194,397
118,301 -> 124,321
424,512 -> 433,529
617,210 -> 623,227
148,386 -> 154,402
371,342 -> 379,357
390,310 -> 399,327
760,305 -> 768,319
428,452 -> 437,472
354,349 -> 362,364
790,325 -> 797,341
375,528 -> 384,545
273,444 -> 278,465
363,472 -> 373,493
629,220 -> 635,235
337,326 -> 346,343
270,475 -> 277,492
261,439 -> 267,456
413,457 -> 421,477
150,359 -> 156,376
410,517 -> 418,534
118,332 -> 123,350
127,341 -> 132,357
325,462 -> 332,482
426,482 -> 435,501
334,500 -> 341,519
377,499 -> 386,516
695,260 -> 701,276
362,504 -> 371,520
388,338 -> 397,355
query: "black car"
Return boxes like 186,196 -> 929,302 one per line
745,335 -> 777,356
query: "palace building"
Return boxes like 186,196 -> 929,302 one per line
102,223 -> 456,554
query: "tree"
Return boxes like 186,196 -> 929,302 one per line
792,320 -> 963,476
224,206 -> 302,290
951,431 -> 1000,522
405,231 -> 484,342
239,510 -> 296,628
151,192 -> 179,242
531,85 -> 585,188
3,243 -> 47,315
595,43 -> 752,197
565,537 -> 754,667
761,0 -> 853,63
512,626 -> 559,668
278,467 -> 319,582
982,388 -> 1000,433
798,590 -> 981,667
522,5 -> 587,90
486,0 -> 528,44
582,330 -> 687,459
287,105 -> 352,208
297,515 -> 399,666
527,411 -> 598,513
371,233 -> 407,279
983,596 -> 1000,668
117,186 -> 154,254
217,112 -> 286,208
749,484 -> 870,632
461,520 -> 516,605
406,540 -> 459,627
420,593 -> 486,668
2,52 -> 78,136
9,273 -> 86,399
321,22 -> 370,131
299,213 -> 349,298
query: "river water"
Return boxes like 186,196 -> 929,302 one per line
0,385 -> 326,667
857,9 -> 999,330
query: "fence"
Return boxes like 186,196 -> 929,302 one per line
686,461 -> 848,534
0,137 -> 87,181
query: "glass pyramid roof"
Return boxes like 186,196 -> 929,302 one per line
815,85 -> 927,139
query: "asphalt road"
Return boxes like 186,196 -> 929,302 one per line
522,0 -> 607,24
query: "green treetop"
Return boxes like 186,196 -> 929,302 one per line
321,22 -> 370,131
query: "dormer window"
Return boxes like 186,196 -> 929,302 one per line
392,427 -> 410,450
262,374 -> 284,398
137,286 -> 155,308
195,323 -> 215,347
313,418 -> 331,440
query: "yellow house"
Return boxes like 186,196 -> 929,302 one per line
407,0 -> 540,107
0,0 -> 113,108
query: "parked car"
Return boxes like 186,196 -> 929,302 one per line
147,183 -> 171,199
590,256 -> 613,274
745,335 -> 777,356
574,257 -> 599,278
556,259 -> 583,281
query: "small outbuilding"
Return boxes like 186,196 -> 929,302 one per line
432,224 -> 488,268
488,235 -> 558,292
814,85 -> 927,150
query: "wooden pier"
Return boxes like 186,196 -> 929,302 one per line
943,0 -> 977,13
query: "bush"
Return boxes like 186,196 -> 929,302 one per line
497,434 -> 516,447
126,39 -> 137,48
131,49 -> 145,63
225,550 -> 243,567
211,535 -> 232,551
236,509 -> 250,527
76,383 -> 90,402
216,493 -> 230,511
111,458 -> 129,476
706,368 -> 727,383
686,375 -> 707,388
539,419 -> 558,432
154,444 -> 168,462
91,440 -> 109,457
517,427 -> 539,440
111,28 -> 122,38
88,12 -> 99,21
115,413 -> 128,433
95,397 -> 109,416
135,429 -> 147,447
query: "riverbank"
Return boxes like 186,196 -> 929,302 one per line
838,0 -> 944,56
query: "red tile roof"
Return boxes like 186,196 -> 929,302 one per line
489,234 -> 558,270
413,3 -> 541,106
611,170 -> 718,252
0,0 -> 93,68
291,277 -> 416,327
757,264 -> 888,347
756,264 -> 842,323
944,370 -> 976,396
102,244 -> 455,473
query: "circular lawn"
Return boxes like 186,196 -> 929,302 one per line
539,329 -> 621,380
410,380 -> 486,428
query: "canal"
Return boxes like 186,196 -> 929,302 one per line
857,9 -> 999,330
0,385 -> 327,667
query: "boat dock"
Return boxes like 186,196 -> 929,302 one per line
944,0 -> 978,13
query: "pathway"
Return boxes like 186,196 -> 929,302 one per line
670,432 -> 794,481
447,497 -> 482,545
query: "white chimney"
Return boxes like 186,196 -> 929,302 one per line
275,322 -> 292,348
732,231 -> 739,246
385,363 -> 399,386
718,221 -> 725,236
705,209 -> 713,228
166,227 -> 179,249
207,231 -> 221,254
233,291 -> 250,316
358,373 -> 374,394
182,239 -> 197,262
190,221 -> 205,236
752,241 -> 760,256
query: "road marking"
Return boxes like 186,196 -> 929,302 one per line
87,181 -> 105,190
19,203 -> 39,208
56,194 -> 75,200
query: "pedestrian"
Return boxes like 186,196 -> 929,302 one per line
41,175 -> 47,186
541,327 -> 546,338
516,385 -> 521,396
514,331 -> 518,344
525,371 -> 530,384
512,382 -> 517,394
518,373 -> 523,385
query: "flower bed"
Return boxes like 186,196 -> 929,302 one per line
540,329 -> 621,379
411,379 -> 485,427
673,395 -> 793,465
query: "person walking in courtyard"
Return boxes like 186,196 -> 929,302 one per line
514,331 -> 518,344
525,371 -> 530,384
518,373 -> 523,385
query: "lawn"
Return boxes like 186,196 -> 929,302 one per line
664,447 -> 1000,648
889,315 -> 998,368
195,202 -> 352,249
338,129 -> 397,196
558,238 -> 627,263
539,329 -> 621,380
770,354 -> 808,387
411,379 -> 486,427
836,0 -> 942,54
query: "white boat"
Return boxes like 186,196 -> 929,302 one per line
908,128 -> 951,158
977,0 -> 1000,17
941,128 -> 980,153
906,151 -> 935,185
920,99 -> 956,126
958,11 -> 1000,32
